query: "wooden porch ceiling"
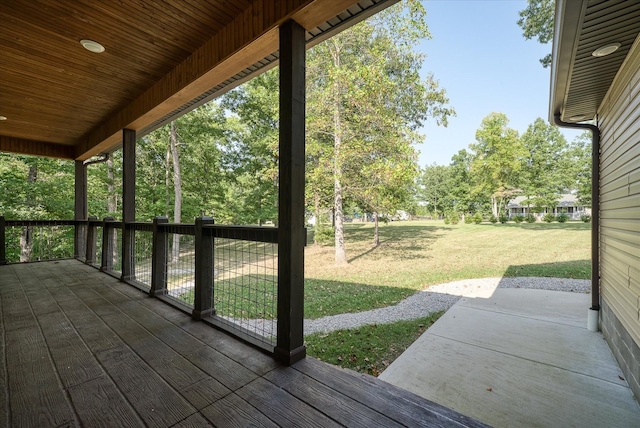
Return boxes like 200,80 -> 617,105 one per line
0,0 -> 396,160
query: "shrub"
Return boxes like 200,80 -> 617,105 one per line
489,215 -> 498,224
557,212 -> 569,223
513,215 -> 524,224
499,214 -> 508,224
445,211 -> 460,225
580,214 -> 591,223
464,214 -> 474,224
525,214 -> 536,223
472,212 -> 483,224
314,225 -> 334,246
543,213 -> 556,223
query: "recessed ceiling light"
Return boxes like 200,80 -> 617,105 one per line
592,43 -> 620,57
568,115 -> 586,121
80,39 -> 105,53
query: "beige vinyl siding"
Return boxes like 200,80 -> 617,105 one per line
598,35 -> 640,347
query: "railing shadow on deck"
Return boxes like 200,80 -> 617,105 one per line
0,215 -> 284,356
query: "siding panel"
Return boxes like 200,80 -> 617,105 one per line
598,35 -> 640,356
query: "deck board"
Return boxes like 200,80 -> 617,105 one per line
96,345 -> 197,427
0,260 -> 486,427
67,375 -> 143,427
37,310 -> 104,388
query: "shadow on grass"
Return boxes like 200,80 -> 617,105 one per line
304,278 -> 416,319
503,260 -> 591,279
345,224 -> 448,263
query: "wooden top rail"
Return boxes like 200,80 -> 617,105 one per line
4,220 -> 76,227
1,217 -> 289,245
159,223 -> 196,235
203,224 -> 278,243
129,222 -> 153,232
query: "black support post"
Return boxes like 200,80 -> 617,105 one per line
122,128 -> 136,280
0,216 -> 6,265
193,216 -> 215,320
74,160 -> 88,260
275,20 -> 306,364
150,216 -> 169,297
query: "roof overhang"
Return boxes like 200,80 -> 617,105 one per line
0,0 -> 397,160
549,0 -> 640,124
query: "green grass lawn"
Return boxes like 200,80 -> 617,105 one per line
303,220 -> 591,376
306,311 -> 444,377
304,220 -> 591,318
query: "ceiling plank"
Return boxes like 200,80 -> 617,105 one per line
76,0 -> 320,160
0,137 -> 75,159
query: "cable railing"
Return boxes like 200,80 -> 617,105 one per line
206,224 -> 278,348
164,224 -> 196,308
131,223 -> 154,291
0,219 -> 76,263
0,215 -> 296,355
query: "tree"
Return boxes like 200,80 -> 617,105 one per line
307,0 -> 454,263
169,121 -> 183,261
470,113 -> 525,217
519,117 -> 570,212
568,132 -> 592,207
517,0 -> 555,67
221,70 -> 279,225
448,149 -> 481,216
0,154 -> 75,261
418,164 -> 451,219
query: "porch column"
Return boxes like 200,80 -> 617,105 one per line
74,160 -> 88,260
122,128 -> 136,280
275,19 -> 306,365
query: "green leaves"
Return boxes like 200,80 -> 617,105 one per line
517,0 -> 555,67
469,113 -> 524,216
306,1 -> 454,259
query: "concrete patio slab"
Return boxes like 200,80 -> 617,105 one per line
379,288 -> 640,428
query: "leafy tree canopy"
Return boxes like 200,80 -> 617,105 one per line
517,0 -> 555,67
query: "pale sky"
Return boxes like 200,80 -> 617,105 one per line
416,0 -> 582,167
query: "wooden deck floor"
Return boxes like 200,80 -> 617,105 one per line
0,260 -> 486,427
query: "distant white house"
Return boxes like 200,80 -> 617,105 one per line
507,194 -> 591,220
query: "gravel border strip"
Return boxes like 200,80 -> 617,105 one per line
303,277 -> 590,335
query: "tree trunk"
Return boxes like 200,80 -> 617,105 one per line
20,165 -> 38,262
331,44 -> 347,265
20,226 -> 33,262
491,195 -> 498,218
165,147 -> 171,218
373,212 -> 380,246
170,121 -> 183,263
334,159 -> 347,264
105,156 -> 118,263
313,193 -> 320,245
106,157 -> 117,214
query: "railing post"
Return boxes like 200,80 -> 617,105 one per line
150,216 -> 168,297
86,216 -> 98,265
101,217 -> 115,272
121,221 -> 135,281
0,216 -> 6,265
193,216 -> 215,320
